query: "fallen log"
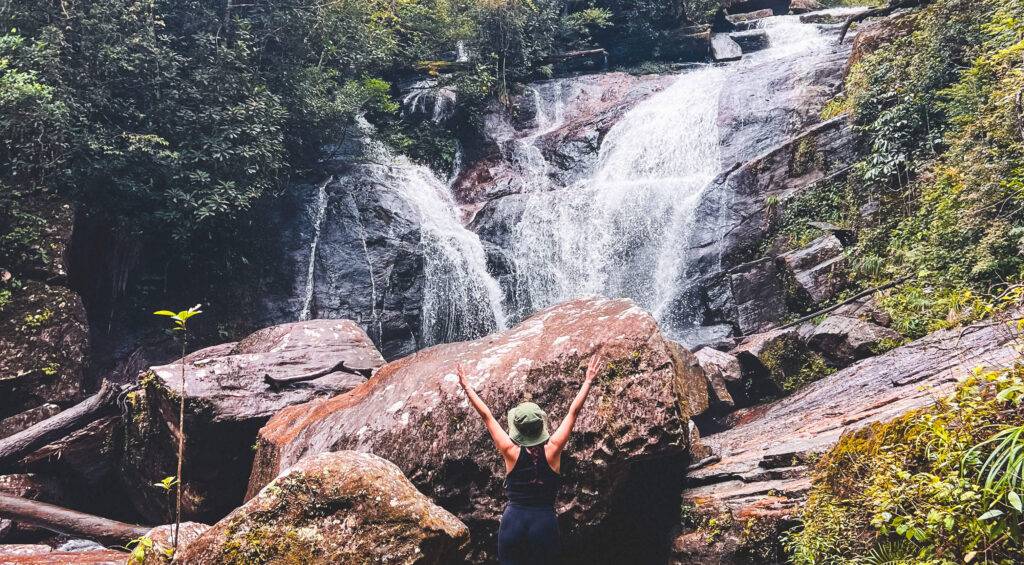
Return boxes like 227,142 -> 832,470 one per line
0,381 -> 117,470
263,360 -> 373,391
542,48 -> 607,63
777,275 -> 912,330
0,494 -> 150,546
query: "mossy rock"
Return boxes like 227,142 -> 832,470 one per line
180,451 -> 469,565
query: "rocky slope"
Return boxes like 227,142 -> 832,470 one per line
672,312 -> 1022,563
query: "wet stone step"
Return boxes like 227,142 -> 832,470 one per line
730,29 -> 771,53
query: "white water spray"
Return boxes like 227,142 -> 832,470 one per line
351,121 -> 507,345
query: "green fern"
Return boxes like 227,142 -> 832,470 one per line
966,424 -> 1024,494
855,540 -> 919,565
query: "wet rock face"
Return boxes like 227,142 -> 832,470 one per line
259,169 -> 427,361
249,297 -> 706,563
778,234 -> 848,306
181,451 -> 469,565
119,319 -> 384,524
454,72 -> 676,205
690,116 -> 859,330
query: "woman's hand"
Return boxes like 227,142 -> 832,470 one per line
584,353 -> 603,384
456,363 -> 470,390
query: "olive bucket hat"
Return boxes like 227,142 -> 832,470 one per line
507,402 -> 550,447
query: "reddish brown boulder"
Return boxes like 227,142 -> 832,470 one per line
804,314 -> 901,367
120,319 -> 385,523
695,348 -> 743,410
135,522 -> 209,564
249,297 -> 707,563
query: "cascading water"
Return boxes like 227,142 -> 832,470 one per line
300,175 -> 332,320
496,82 -> 568,195
349,123 -> 507,345
384,159 -> 509,344
497,15 -> 832,337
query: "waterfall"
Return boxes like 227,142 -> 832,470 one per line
402,80 -> 456,124
300,175 -> 332,320
381,160 -> 508,345
507,67 -> 725,323
497,15 -> 831,336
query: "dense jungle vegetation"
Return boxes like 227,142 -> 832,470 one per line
0,0 -> 716,245
783,0 -> 1024,337
782,0 -> 1024,562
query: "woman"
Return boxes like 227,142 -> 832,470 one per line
456,354 -> 602,565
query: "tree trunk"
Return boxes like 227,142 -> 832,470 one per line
0,494 -> 150,546
839,0 -> 929,43
0,381 -> 117,470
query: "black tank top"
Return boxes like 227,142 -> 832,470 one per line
504,443 -> 561,508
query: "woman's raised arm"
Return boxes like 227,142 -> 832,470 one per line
548,353 -> 602,455
456,364 -> 518,470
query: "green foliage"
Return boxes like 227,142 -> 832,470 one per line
154,475 -> 180,492
469,0 -> 560,100
777,180 -> 857,250
786,361 -> 1024,563
830,0 -> 1024,337
154,304 -> 203,332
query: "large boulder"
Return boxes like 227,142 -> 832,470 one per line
180,451 -> 469,565
248,297 -> 707,563
120,319 -> 384,524
695,347 -> 743,410
135,522 -> 209,564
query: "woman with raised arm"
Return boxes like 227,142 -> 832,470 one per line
456,353 -> 603,565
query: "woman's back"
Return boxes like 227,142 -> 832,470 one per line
505,444 -> 561,508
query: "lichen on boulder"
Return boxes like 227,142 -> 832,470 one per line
179,451 -> 469,565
